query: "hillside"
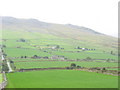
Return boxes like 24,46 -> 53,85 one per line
0,17 -> 119,88
0,16 -> 118,53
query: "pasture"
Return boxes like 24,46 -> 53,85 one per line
6,70 -> 118,88
1,29 -> 118,88
13,60 -> 118,69
0,74 -> 2,83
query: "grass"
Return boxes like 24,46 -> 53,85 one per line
2,29 -> 118,88
2,19 -> 118,88
52,50 -> 118,60
6,70 -> 118,88
0,74 -> 2,83
14,61 -> 118,69
4,48 -> 52,57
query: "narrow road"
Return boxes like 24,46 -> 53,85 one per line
1,49 -> 13,72
7,61 -> 13,72
1,55 -> 4,61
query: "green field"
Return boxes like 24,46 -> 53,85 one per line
6,70 -> 118,88
0,74 -> 2,83
1,17 -> 119,88
13,61 -> 118,69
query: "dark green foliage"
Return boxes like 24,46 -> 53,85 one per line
111,51 -> 113,54
77,65 -> 81,68
71,63 -> 76,67
33,55 -> 38,58
56,45 -> 60,49
86,57 -> 92,60
77,46 -> 81,49
24,56 -> 27,58
19,38 -> 26,42
14,66 -> 16,69
10,60 -> 14,63
2,45 -> 6,48
3,53 -> 7,57
102,68 -> 106,70
2,61 -> 9,72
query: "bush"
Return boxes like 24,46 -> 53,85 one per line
86,57 -> 92,60
71,63 -> 76,67
10,60 -> 14,63
102,68 -> 106,70
77,65 -> 81,68
2,64 -> 9,72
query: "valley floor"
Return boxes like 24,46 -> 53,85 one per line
6,70 -> 118,88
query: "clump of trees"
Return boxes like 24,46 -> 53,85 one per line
17,38 -> 26,42
85,57 -> 92,61
2,60 -> 9,72
31,55 -> 49,59
56,45 -> 60,49
3,53 -> 7,57
2,45 -> 6,48
9,60 -> 16,70
66,63 -> 81,69
21,56 -> 27,58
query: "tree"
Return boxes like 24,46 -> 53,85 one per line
111,51 -> 113,54
102,68 -> 106,70
77,65 -> 81,68
77,46 -> 80,49
10,60 -> 14,63
2,63 -> 9,72
14,66 -> 16,70
3,53 -> 7,57
56,45 -> 60,49
2,45 -> 6,48
33,55 -> 38,58
19,38 -> 26,42
71,63 -> 76,67
24,56 -> 27,58
21,56 -> 23,58
86,57 -> 91,60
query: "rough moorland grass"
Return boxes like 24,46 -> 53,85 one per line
6,70 -> 118,88
14,61 -> 118,69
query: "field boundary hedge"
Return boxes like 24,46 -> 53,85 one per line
18,67 -> 67,72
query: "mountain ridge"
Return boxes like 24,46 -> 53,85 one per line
1,16 -> 109,36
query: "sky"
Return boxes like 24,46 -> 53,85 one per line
0,0 -> 119,37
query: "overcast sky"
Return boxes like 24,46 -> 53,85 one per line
0,0 -> 119,37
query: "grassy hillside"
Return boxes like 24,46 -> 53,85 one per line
0,16 -> 118,88
1,16 -> 118,53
